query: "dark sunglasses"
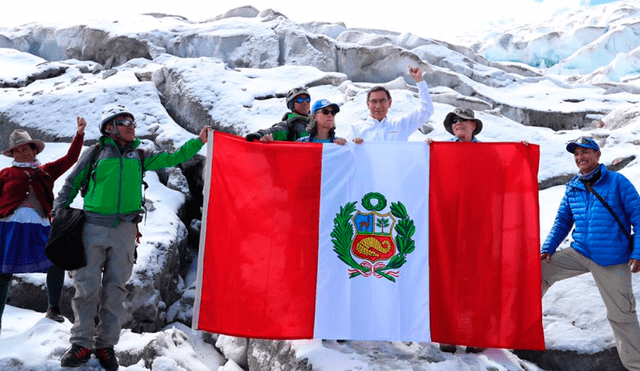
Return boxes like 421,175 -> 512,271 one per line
295,96 -> 311,103
451,116 -> 470,124
115,117 -> 136,128
321,108 -> 337,116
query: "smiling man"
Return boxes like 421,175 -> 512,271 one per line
541,137 -> 640,371
442,107 -> 483,143
349,66 -> 434,142
54,105 -> 210,371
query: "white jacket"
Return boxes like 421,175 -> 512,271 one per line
349,81 -> 434,141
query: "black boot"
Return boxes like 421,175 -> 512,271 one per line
45,306 -> 65,323
60,344 -> 92,367
95,347 -> 119,371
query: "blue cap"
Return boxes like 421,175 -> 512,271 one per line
311,99 -> 340,115
566,137 -> 600,153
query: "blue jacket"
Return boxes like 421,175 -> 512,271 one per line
542,164 -> 640,266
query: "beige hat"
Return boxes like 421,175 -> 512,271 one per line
443,107 -> 483,136
2,129 -> 45,157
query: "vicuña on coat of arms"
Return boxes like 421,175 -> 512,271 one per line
331,192 -> 416,282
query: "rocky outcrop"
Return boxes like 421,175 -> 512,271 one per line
514,348 -> 626,371
2,7 -> 638,133
248,340 -> 312,371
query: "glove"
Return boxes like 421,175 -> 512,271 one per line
245,133 -> 260,142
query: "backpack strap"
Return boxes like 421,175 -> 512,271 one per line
80,143 -> 102,197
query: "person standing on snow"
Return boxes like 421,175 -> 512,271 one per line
541,137 -> 640,371
348,66 -> 434,143
245,87 -> 311,142
428,107 -> 486,354
0,120 -> 85,333
54,105 -> 210,371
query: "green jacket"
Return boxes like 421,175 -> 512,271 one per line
251,112 -> 310,141
53,136 -> 204,226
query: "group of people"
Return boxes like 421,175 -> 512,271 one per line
1,64 -> 639,370
246,65 -> 640,370
0,107 -> 209,370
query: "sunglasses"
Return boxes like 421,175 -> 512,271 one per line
320,108 -> 337,116
451,116 -> 471,124
115,117 -> 136,128
295,96 -> 311,103
570,137 -> 593,145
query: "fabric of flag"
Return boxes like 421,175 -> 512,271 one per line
429,142 -> 544,350
194,132 -> 544,350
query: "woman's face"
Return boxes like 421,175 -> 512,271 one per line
314,107 -> 337,135
12,144 -> 37,163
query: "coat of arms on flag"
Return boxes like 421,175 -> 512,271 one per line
332,192 -> 416,282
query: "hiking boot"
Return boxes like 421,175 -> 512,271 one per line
60,344 -> 92,367
439,343 -> 457,353
95,347 -> 119,371
45,306 -> 65,323
466,346 -> 486,354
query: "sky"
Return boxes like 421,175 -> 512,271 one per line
0,0 -> 625,43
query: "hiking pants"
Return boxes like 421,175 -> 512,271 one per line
542,247 -> 640,371
69,221 -> 136,349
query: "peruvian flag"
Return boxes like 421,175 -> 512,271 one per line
194,132 -> 544,350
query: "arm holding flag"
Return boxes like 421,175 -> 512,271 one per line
541,192 -> 574,261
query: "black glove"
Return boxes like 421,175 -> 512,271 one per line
245,133 -> 260,142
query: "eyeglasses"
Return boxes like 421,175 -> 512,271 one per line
320,108 -> 337,116
451,116 -> 470,124
115,116 -> 136,128
368,98 -> 388,105
295,96 -> 311,103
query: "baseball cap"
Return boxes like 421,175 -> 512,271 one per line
566,137 -> 600,153
311,99 -> 340,115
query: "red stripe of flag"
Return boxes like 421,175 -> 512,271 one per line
429,142 -> 544,350
197,132 -> 322,339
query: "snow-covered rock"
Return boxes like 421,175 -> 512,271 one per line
1,2 -> 640,370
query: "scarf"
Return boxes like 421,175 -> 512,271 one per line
12,160 -> 41,169
578,163 -> 602,182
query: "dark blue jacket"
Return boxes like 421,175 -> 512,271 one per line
542,164 -> 640,266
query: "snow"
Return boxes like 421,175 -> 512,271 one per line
1,2 -> 640,370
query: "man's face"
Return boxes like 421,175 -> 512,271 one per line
452,118 -> 476,142
573,147 -> 600,174
12,144 -> 37,162
292,94 -> 310,116
109,114 -> 136,143
367,91 -> 392,121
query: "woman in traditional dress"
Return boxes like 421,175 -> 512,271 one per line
0,118 -> 85,333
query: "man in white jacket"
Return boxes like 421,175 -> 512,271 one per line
349,66 -> 434,142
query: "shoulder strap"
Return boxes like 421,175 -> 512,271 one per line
583,181 -> 632,240
80,143 -> 102,197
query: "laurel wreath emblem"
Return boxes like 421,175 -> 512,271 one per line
331,192 -> 416,282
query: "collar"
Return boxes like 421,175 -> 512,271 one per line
366,116 -> 387,125
12,160 -> 41,169
449,136 -> 480,142
101,135 -> 141,149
